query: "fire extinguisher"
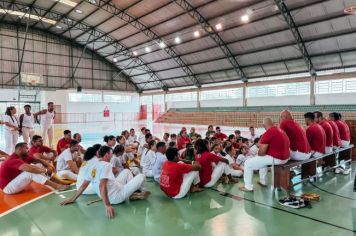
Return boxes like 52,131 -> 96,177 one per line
103,106 -> 110,117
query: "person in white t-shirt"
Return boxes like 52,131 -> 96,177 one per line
138,127 -> 146,145
19,105 -> 36,145
128,128 -> 137,145
61,146 -> 150,219
3,106 -> 20,154
76,145 -> 100,195
224,145 -> 243,177
110,145 -> 126,176
248,138 -> 260,157
56,140 -> 81,180
34,102 -> 55,147
152,142 -> 167,182
248,126 -> 257,143
236,144 -> 251,173
141,140 -> 157,177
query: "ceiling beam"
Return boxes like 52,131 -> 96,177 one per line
274,0 -> 316,76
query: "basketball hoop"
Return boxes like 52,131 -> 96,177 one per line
344,6 -> 356,14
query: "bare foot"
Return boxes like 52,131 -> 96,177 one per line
190,186 -> 204,193
257,181 -> 267,187
239,186 -> 253,192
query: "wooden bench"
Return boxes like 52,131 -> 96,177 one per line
273,145 -> 354,192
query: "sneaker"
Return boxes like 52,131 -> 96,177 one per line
279,196 -> 311,209
342,168 -> 351,175
335,167 -> 344,174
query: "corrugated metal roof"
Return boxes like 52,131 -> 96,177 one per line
1,0 -> 355,90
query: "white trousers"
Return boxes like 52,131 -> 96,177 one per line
143,169 -> 153,178
5,130 -> 18,155
325,146 -> 333,154
204,162 -> 230,188
3,171 -> 48,194
243,155 -> 288,191
173,171 -> 200,199
341,140 -> 350,148
42,126 -> 54,147
229,168 -> 243,177
110,172 -> 145,204
22,127 -> 35,144
290,150 -> 312,161
57,170 -> 78,180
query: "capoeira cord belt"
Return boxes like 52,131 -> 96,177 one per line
210,188 -> 356,233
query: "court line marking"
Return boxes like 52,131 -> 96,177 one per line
54,189 -> 77,194
211,188 -> 356,233
0,191 -> 54,218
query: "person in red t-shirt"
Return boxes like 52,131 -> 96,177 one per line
227,134 -> 240,149
330,112 -> 351,147
194,139 -> 238,187
280,110 -> 311,160
0,142 -> 68,194
327,118 -> 342,148
160,147 -> 203,199
177,130 -> 191,150
56,129 -> 72,155
304,112 -> 326,157
240,118 -> 290,192
314,111 -> 334,154
29,135 -> 57,162
213,127 -> 227,141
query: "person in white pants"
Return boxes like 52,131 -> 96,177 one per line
35,102 -> 55,147
280,110 -> 312,161
152,142 -> 167,182
56,140 -> 81,180
194,139 -> 238,188
314,111 -> 334,154
160,147 -> 203,199
240,118 -> 290,192
19,105 -> 35,145
3,106 -> 19,155
0,143 -> 68,194
304,112 -> 326,159
140,140 -> 157,177
224,145 -> 243,177
60,146 -> 151,219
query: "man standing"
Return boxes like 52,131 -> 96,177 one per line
60,146 -> 150,219
314,111 -> 334,154
19,105 -> 35,144
239,118 -> 290,192
0,143 -> 67,194
280,110 -> 311,160
304,112 -> 326,158
56,130 -> 72,155
35,102 -> 56,148
56,140 -> 81,180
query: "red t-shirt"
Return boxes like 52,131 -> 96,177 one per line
214,132 -> 227,140
196,152 -> 222,187
160,161 -> 193,197
280,119 -> 311,153
260,126 -> 290,160
335,120 -> 350,141
177,136 -> 191,150
28,145 -> 52,157
306,123 -> 326,154
0,153 -> 35,189
57,138 -> 71,154
232,142 -> 240,149
320,120 -> 333,147
328,120 -> 342,147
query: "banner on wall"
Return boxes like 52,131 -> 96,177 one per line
103,106 -> 110,117
139,105 -> 147,120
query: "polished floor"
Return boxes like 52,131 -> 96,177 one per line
0,122 -> 355,236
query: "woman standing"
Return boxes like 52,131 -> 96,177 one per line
3,106 -> 19,154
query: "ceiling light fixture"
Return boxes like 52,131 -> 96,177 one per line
55,25 -> 62,29
133,51 -> 138,56
75,9 -> 83,14
55,0 -> 78,8
193,30 -> 200,38
215,23 -> 223,31
174,36 -> 181,44
241,14 -> 249,22
113,58 -> 118,62
159,41 -> 166,48
145,47 -> 151,53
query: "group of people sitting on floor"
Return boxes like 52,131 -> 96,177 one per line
0,109 -> 351,218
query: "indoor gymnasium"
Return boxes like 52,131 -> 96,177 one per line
0,0 -> 356,235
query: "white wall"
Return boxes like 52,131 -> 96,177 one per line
167,101 -> 198,109
315,93 -> 356,105
247,95 -> 310,106
0,89 -> 18,101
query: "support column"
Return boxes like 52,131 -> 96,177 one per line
197,89 -> 201,109
243,83 -> 247,107
163,92 -> 167,112
310,76 -> 316,105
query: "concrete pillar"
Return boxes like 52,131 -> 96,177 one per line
243,83 -> 247,107
197,90 -> 201,109
163,92 -> 167,112
310,76 -> 316,105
